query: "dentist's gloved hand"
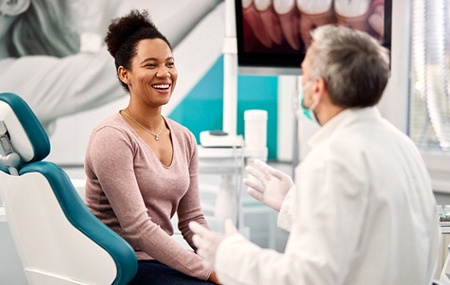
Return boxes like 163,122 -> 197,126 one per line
244,159 -> 295,211
190,219 -> 238,270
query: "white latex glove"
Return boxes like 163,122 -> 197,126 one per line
190,219 -> 238,270
243,159 -> 294,211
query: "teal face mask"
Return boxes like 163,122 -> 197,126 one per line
298,81 -> 319,124
299,87 -> 314,121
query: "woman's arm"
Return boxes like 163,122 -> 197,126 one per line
176,131 -> 210,249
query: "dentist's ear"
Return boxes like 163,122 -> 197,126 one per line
313,76 -> 328,99
0,0 -> 30,16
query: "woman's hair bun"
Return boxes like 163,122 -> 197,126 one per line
105,10 -> 156,57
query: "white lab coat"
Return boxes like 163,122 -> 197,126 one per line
215,107 -> 440,285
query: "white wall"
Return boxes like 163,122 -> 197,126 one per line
377,0 -> 410,133
0,223 -> 28,285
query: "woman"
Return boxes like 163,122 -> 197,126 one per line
84,9 -> 220,284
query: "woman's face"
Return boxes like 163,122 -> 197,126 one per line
125,38 -> 178,108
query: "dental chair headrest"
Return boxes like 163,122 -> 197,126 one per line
0,92 -> 50,164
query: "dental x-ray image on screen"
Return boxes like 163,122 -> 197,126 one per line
235,0 -> 391,75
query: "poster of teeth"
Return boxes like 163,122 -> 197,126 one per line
0,0 -> 224,164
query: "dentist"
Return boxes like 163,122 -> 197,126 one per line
190,24 -> 439,285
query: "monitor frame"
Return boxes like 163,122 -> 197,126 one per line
235,0 -> 392,76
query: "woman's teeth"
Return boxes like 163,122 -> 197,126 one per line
152,84 -> 170,89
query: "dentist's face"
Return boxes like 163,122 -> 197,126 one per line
126,38 -> 178,108
300,48 -> 312,86
300,47 -> 315,108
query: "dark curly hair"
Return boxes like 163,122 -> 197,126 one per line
105,10 -> 172,91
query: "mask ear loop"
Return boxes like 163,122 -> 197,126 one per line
309,98 -> 319,111
305,76 -> 321,109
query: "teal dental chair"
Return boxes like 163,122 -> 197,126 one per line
0,92 -> 137,285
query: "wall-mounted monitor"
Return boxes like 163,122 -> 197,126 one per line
235,0 -> 392,75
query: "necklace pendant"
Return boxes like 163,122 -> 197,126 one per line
121,110 -> 163,142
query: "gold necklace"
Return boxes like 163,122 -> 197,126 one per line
121,110 -> 163,141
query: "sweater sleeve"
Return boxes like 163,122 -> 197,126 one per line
85,125 -> 211,280
176,130 -> 210,249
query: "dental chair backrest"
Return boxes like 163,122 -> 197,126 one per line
0,92 -> 137,285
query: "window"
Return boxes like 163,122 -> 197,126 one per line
409,0 -> 450,193
410,0 -> 450,152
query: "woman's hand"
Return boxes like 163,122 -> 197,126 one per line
208,271 -> 222,284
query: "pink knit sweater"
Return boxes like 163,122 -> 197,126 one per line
84,113 -> 211,280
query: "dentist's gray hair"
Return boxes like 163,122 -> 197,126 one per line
307,25 -> 390,107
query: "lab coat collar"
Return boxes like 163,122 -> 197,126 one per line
308,106 -> 382,149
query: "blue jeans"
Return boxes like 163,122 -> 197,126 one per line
128,260 -> 215,285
